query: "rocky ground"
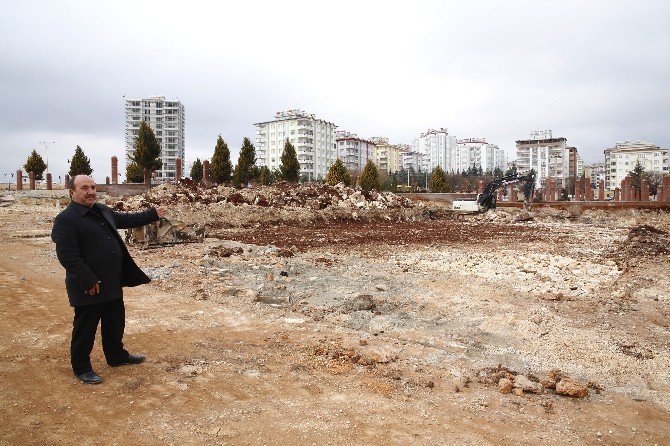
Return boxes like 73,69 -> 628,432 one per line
1,183 -> 669,445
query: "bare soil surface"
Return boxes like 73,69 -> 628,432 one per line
1,189 -> 669,445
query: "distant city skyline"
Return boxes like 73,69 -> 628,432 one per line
1,1 -> 669,181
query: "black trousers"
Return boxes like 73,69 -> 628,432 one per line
71,298 -> 130,375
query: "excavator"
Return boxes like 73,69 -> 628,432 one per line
452,172 -> 536,212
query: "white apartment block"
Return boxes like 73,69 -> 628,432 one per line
456,138 -> 507,173
255,109 -> 337,181
604,140 -> 669,191
577,157 -> 585,178
411,137 -> 430,172
335,130 -> 374,172
584,162 -> 605,188
515,130 -> 569,189
419,128 -> 459,173
371,137 -> 402,173
402,148 -> 424,172
124,96 -> 185,182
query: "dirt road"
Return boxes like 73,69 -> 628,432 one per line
1,200 -> 669,445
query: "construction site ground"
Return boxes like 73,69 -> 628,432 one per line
1,187 -> 669,445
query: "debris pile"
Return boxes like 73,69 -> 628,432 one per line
140,181 -> 418,211
608,224 -> 670,267
110,181 -> 429,228
313,340 -> 399,369
477,365 -> 595,398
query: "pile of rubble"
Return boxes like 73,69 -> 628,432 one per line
607,224 -> 670,268
134,181 -> 417,211
109,181 -> 428,228
476,365 -> 597,398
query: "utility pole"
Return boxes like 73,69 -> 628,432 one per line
39,140 -> 55,176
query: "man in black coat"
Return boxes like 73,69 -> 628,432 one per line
51,175 -> 167,384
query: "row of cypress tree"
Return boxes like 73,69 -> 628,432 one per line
192,134 -> 384,191
188,136 -> 302,187
22,146 -> 92,180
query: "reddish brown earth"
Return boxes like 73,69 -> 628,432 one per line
214,220 -> 544,252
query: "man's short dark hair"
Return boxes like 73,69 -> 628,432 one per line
67,177 -> 76,191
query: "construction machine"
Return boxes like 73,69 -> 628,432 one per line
452,172 -> 535,212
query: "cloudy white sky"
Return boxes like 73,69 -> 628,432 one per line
1,0 -> 668,182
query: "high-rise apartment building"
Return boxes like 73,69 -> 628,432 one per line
124,96 -> 185,182
516,130 -> 569,189
419,128 -> 459,173
411,137 -> 430,172
415,129 -> 505,174
255,109 -> 337,181
604,140 -> 669,191
584,163 -> 605,189
335,131 -> 374,172
401,149 -> 424,172
456,138 -> 507,174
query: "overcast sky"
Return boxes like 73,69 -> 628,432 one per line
1,0 -> 669,182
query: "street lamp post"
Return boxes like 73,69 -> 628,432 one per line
39,140 -> 55,176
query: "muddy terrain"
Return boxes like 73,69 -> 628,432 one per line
1,183 -> 669,445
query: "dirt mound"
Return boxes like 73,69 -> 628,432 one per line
139,181 -> 418,211
109,181 -> 431,229
608,224 -> 670,267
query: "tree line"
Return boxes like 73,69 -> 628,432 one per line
22,146 -> 93,180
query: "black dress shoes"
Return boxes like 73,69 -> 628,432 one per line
108,354 -> 146,367
75,371 -> 103,384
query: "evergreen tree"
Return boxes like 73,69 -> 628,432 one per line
258,165 -> 274,185
359,160 -> 381,191
325,158 -> 351,186
68,145 -> 93,177
560,186 -> 570,201
232,137 -> 257,187
129,121 -> 162,184
125,161 -> 144,183
522,169 -> 536,201
629,160 -> 645,193
429,166 -> 450,192
210,135 -> 232,184
279,138 -> 300,182
23,149 -> 47,180
190,159 -> 203,182
505,163 -> 518,177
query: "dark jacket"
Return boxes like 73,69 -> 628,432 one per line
51,201 -> 159,307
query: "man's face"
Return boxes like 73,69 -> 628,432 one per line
71,176 -> 97,207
